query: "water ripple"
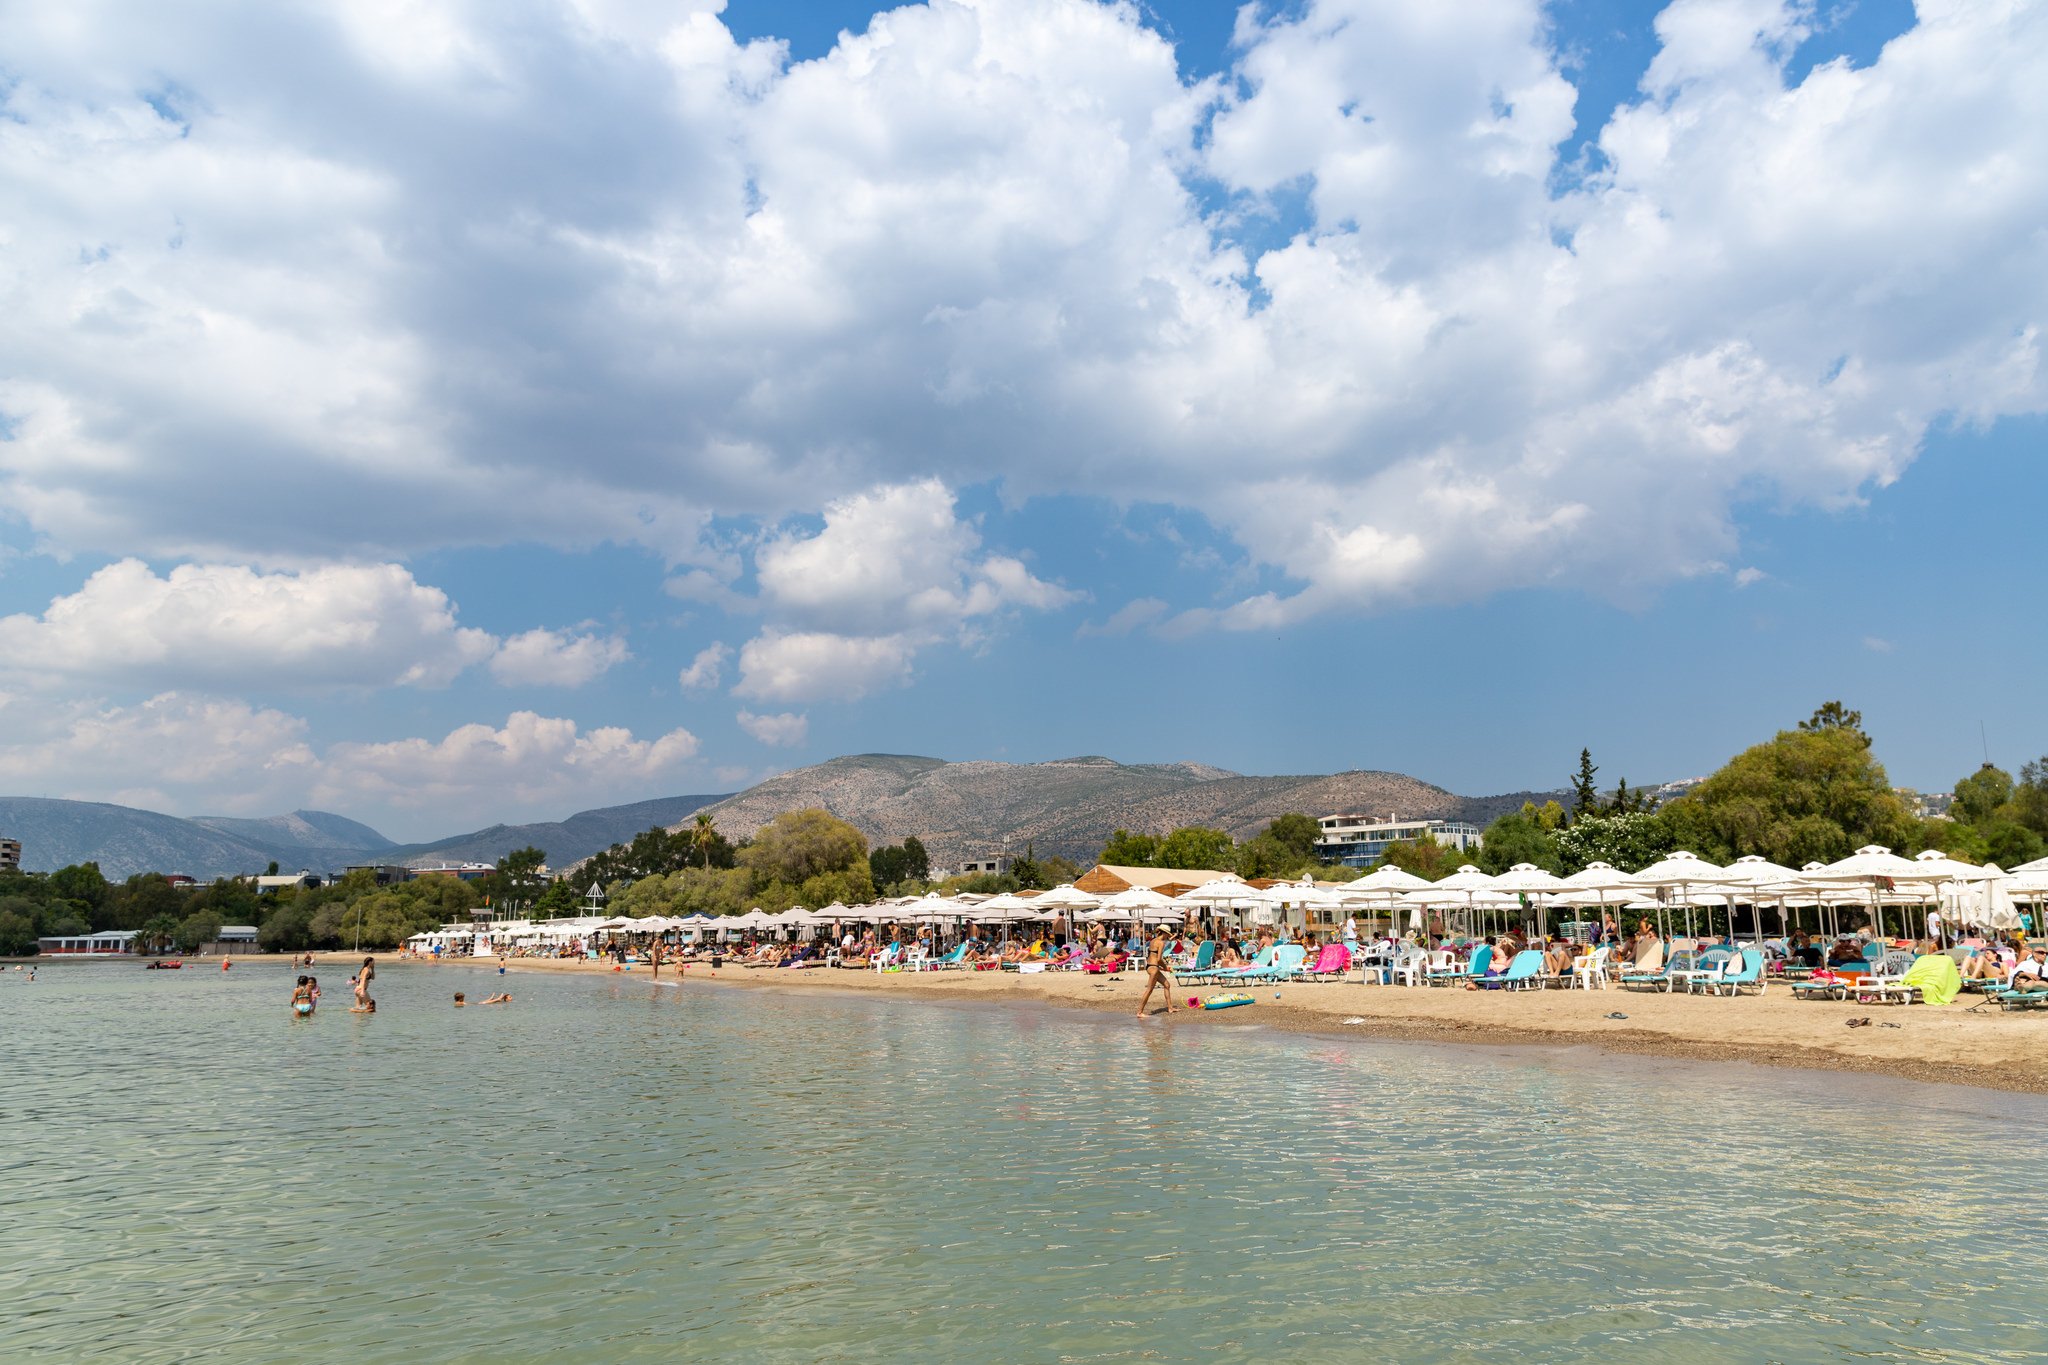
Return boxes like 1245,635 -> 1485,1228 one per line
4,964 -> 2046,1362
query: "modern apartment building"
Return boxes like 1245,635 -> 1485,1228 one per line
1314,814 -> 1483,868
0,836 -> 19,873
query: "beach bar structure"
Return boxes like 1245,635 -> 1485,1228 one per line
36,929 -> 138,956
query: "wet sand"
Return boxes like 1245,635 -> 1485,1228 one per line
422,952 -> 2048,1095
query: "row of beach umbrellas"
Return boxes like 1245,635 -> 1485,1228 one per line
492,848 -> 2048,945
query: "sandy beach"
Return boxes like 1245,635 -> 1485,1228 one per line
411,952 -> 2048,1095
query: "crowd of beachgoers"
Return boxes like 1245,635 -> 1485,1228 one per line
402,914 -> 2048,1013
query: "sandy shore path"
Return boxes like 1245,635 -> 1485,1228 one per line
406,951 -> 2048,1095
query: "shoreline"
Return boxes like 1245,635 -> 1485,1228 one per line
424,952 -> 2048,1096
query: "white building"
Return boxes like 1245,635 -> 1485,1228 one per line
1314,814 -> 1483,868
37,929 -> 137,956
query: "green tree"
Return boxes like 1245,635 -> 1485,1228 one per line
2014,757 -> 2048,836
869,844 -> 909,889
1099,829 -> 1160,866
1798,700 -> 1870,747
1040,854 -> 1082,885
1156,826 -> 1234,871
1233,836 -> 1299,880
1655,724 -> 1914,865
1552,811 -> 1673,874
257,903 -> 315,953
485,847 -> 548,916
739,809 -> 868,886
174,910 -> 223,954
868,836 -> 931,891
47,863 -> 109,913
1378,836 -> 1464,880
532,879 -> 580,919
1953,764 -> 2015,826
106,873 -> 183,932
1263,814 -> 1321,864
0,909 -> 36,956
899,836 -> 930,883
1475,804 -> 1564,874
136,912 -> 183,955
1570,748 -> 1600,820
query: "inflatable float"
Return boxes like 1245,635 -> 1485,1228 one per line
1202,993 -> 1255,1010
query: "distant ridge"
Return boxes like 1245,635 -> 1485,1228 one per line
0,793 -> 731,881
688,754 -> 1567,871
381,795 -> 729,870
0,757 -> 1573,882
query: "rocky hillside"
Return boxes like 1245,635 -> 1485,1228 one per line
689,754 -> 1565,870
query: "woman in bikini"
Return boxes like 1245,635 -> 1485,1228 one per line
1136,924 -> 1178,1017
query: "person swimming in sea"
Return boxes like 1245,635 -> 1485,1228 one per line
453,992 -> 467,1007
291,976 -> 314,1018
480,993 -> 512,1005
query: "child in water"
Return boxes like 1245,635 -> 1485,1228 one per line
453,992 -> 466,1006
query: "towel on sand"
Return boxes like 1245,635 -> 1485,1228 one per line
1900,953 -> 1962,1006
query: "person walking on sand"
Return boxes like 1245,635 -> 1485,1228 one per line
1136,924 -> 1178,1018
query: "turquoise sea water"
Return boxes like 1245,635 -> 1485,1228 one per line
5,960 -> 2046,1363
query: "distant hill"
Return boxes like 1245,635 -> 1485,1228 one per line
0,798 -> 392,880
382,794 -> 729,870
0,793 -> 730,881
687,754 -> 1569,871
0,760 -> 1568,883
192,811 -> 396,862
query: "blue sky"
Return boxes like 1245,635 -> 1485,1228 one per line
1,0 -> 2043,839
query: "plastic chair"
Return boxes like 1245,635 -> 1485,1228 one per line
1570,945 -> 1611,990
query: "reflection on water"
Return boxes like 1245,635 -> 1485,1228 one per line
4,962 -> 2045,1363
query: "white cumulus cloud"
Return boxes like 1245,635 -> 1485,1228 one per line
0,0 -> 2041,625
735,709 -> 808,747
0,559 -> 630,691
0,692 -> 704,832
0,560 -> 497,689
489,627 -> 630,687
734,630 -> 919,704
677,641 -> 729,692
738,479 -> 1077,699
0,690 -> 318,814
313,711 -> 701,822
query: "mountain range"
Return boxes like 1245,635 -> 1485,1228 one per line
0,754 -> 1570,882
0,794 -> 727,881
683,753 -> 1567,872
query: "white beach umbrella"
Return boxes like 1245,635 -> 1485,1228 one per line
1489,863 -> 1567,939
1401,865 -> 1496,938
1032,884 -> 1102,910
1100,886 -> 1176,914
1806,845 -> 1928,943
1718,855 -> 1802,943
1344,863 -> 1439,936
1177,877 -> 1252,907
1627,851 -> 1742,942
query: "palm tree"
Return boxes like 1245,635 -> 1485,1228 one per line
694,812 -> 716,868
137,913 -> 181,957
